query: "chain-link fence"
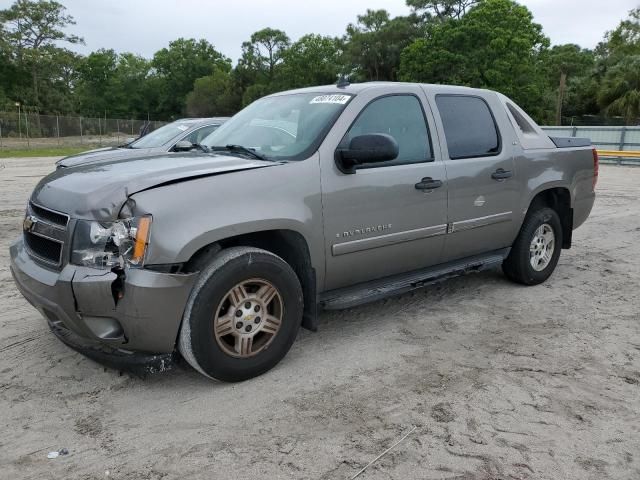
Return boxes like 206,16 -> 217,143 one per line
0,112 -> 168,149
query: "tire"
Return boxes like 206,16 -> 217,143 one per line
178,246 -> 303,382
502,207 -> 563,286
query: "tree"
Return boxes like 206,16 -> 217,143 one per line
185,68 -> 240,117
594,8 -> 640,124
400,0 -> 550,121
75,49 -> 154,117
599,56 -> 640,124
545,44 -> 595,124
151,38 -> 231,118
0,0 -> 83,108
343,10 -> 421,81
598,7 -> 640,65
406,0 -> 479,20
37,46 -> 81,113
233,28 -> 290,106
248,28 -> 290,81
277,34 -> 342,89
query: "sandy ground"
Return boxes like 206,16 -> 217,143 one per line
0,157 -> 638,480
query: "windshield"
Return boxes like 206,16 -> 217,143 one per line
129,121 -> 196,149
201,93 -> 353,161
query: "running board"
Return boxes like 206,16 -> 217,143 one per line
319,248 -> 510,310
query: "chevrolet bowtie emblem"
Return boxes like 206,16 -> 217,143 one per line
23,215 -> 37,232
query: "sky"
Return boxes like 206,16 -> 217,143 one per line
4,0 -> 637,60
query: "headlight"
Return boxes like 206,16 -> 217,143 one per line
71,216 -> 152,269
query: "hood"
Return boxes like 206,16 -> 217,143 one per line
56,146 -> 152,167
32,152 -> 278,221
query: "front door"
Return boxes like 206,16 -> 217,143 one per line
319,87 -> 448,291
431,92 -> 519,261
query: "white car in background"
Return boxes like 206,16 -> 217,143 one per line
56,117 -> 229,169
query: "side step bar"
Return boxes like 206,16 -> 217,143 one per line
319,248 -> 510,310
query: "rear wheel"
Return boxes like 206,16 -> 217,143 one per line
178,247 -> 303,382
503,207 -> 563,285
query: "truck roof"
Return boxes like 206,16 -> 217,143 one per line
269,82 -> 494,98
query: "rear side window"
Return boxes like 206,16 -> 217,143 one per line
436,95 -> 500,159
340,95 -> 433,168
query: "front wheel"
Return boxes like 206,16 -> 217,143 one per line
178,247 -> 303,382
503,207 -> 563,285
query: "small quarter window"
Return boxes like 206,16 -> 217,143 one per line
436,95 -> 501,159
506,103 -> 536,135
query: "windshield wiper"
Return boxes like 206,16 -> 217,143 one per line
209,144 -> 267,161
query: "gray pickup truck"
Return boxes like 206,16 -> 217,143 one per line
10,82 -> 597,381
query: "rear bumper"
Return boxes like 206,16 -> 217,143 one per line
10,238 -> 196,373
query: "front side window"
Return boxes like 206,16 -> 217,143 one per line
183,124 -> 220,145
340,95 -> 433,168
436,95 -> 501,159
202,93 -> 353,161
129,121 -> 196,149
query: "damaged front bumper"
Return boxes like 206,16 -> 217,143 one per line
9,238 -> 196,374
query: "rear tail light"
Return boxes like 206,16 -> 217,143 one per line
592,148 -> 599,190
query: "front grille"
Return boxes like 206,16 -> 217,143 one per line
24,232 -> 63,265
24,203 -> 70,268
29,202 -> 69,227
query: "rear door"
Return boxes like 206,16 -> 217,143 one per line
319,86 -> 448,291
431,92 -> 519,261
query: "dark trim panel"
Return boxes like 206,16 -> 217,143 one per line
549,136 -> 591,148
321,248 -> 510,310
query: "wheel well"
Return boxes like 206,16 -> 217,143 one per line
183,230 -> 318,331
527,188 -> 573,248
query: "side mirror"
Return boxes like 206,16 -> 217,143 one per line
173,140 -> 195,151
335,133 -> 399,174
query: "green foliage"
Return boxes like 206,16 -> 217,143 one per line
0,0 -> 82,49
75,49 -> 152,117
0,146 -> 88,157
277,34 -> 343,89
400,0 -> 550,120
406,0 -> 479,20
185,68 -> 240,117
241,83 -> 277,107
248,28 -> 290,80
543,44 -> 596,123
0,0 -> 638,125
599,55 -> 640,123
546,44 -> 594,79
598,8 -> 640,64
151,38 -> 231,118
343,10 -> 421,81
0,0 -> 83,110
590,7 -> 640,123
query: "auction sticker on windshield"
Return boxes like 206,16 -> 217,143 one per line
309,94 -> 351,105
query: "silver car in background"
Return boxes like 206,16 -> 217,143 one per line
56,117 -> 229,169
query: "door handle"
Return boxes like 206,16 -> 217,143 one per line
491,168 -> 513,180
415,177 -> 443,191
